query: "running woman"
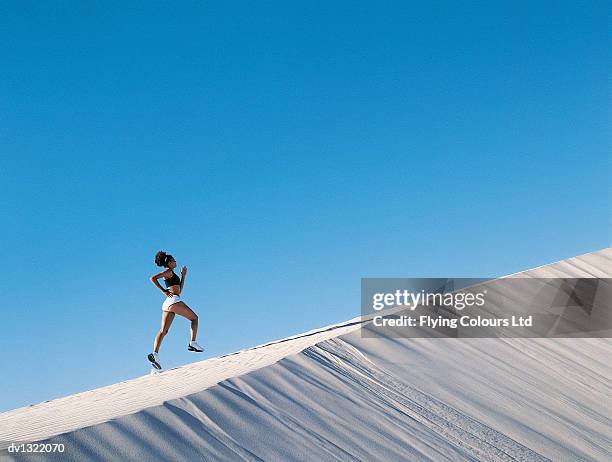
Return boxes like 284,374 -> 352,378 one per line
148,251 -> 204,370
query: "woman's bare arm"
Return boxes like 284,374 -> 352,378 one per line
180,266 -> 187,291
150,269 -> 172,296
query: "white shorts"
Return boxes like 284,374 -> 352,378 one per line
162,295 -> 182,312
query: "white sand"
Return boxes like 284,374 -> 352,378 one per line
1,248 -> 610,461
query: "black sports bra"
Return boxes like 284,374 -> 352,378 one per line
164,271 -> 181,288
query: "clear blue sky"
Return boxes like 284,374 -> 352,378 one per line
1,1 -> 609,412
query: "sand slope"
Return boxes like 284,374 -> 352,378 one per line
1,248 -> 611,461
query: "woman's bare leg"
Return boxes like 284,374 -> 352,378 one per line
154,311 -> 176,353
169,302 -> 198,341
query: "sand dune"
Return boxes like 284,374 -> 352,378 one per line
1,249 -> 611,461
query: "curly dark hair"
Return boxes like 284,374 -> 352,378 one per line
154,250 -> 172,267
